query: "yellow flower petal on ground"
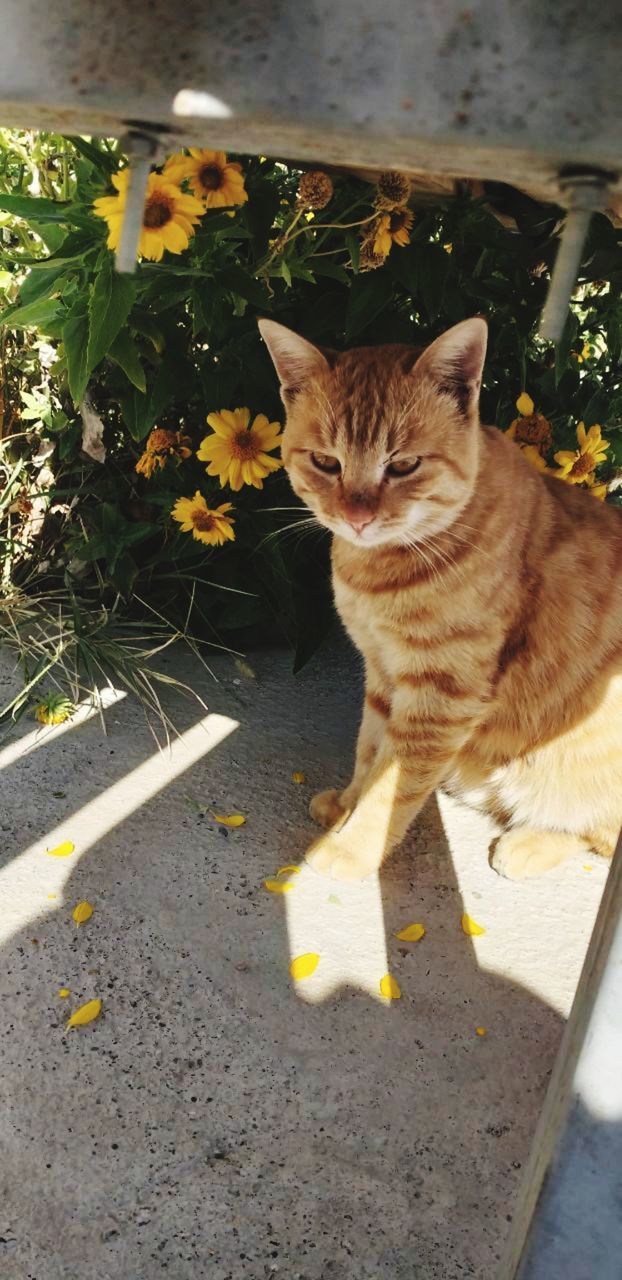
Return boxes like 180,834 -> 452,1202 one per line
264,878 -> 295,893
47,893 -> 57,900
72,901 -> 94,927
292,772 -> 306,784
475,1026 -> 487,1036
46,840 -> 75,858
276,865 -> 301,876
66,998 -> 102,1029
380,974 -> 401,1000
461,913 -> 486,936
516,392 -> 534,416
58,989 -> 70,998
198,407 -> 283,491
213,813 -> 245,827
394,923 -> 426,942
583,864 -> 593,871
289,953 -> 320,981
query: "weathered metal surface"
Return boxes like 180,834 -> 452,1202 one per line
501,835 -> 622,1279
0,1 -> 620,197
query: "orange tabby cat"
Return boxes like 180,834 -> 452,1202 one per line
259,316 -> 622,881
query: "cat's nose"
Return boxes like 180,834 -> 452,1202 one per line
345,512 -> 375,534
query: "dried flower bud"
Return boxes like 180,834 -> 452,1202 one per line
297,170 -> 334,210
375,170 -> 411,209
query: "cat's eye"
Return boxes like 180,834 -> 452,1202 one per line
385,457 -> 421,478
311,451 -> 341,474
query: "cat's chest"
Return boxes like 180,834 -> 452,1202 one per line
332,569 -> 418,671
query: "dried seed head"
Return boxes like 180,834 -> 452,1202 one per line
359,239 -> 386,272
297,170 -> 334,210
376,170 -> 411,209
509,413 -> 553,453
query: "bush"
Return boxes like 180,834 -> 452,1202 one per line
0,130 -> 621,722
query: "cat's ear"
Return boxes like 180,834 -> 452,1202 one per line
413,318 -> 487,415
258,319 -> 330,397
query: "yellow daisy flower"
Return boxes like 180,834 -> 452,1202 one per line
135,428 -> 192,478
163,149 -> 248,208
34,693 -> 75,725
586,475 -> 608,501
373,207 -> 413,257
553,421 -> 610,485
197,408 -> 283,491
93,169 -> 204,262
171,492 -> 235,546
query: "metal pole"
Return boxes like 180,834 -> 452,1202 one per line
500,832 -> 622,1279
114,131 -> 162,275
538,173 -> 611,344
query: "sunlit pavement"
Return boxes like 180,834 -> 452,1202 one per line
0,640 -> 607,1279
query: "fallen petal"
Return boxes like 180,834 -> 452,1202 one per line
475,1026 -> 487,1036
292,772 -> 306,784
46,840 -> 75,858
289,953 -> 320,981
213,813 -> 246,827
380,974 -> 401,1000
72,901 -> 94,926
58,988 -> 70,998
395,923 -> 426,942
461,913 -> 486,936
264,879 -> 294,893
66,998 -> 102,1029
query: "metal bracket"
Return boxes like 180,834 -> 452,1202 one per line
114,130 -> 163,275
539,172 -> 612,344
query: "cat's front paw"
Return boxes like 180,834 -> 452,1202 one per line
305,833 -> 377,882
309,787 -> 349,830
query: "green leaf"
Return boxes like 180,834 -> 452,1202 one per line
281,259 -> 292,288
1,296 -> 63,332
87,255 -> 136,375
15,262 -> 69,308
555,312 -> 578,387
216,266 -> 271,309
345,272 -> 393,340
306,259 -> 350,284
109,328 -> 146,392
131,309 -> 165,353
345,232 -> 360,274
119,387 -> 155,442
67,136 -> 118,174
62,299 -> 90,404
0,194 -> 91,226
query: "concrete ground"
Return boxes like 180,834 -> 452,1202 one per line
0,637 -> 608,1280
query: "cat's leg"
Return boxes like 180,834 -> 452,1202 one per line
306,677 -> 487,880
309,662 -> 390,830
492,828 -> 591,879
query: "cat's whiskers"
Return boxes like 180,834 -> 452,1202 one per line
397,533 -> 452,594
259,516 -> 323,550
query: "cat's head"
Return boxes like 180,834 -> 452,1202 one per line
258,317 -> 487,548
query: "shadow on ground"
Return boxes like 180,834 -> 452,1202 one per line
0,639 -> 608,1280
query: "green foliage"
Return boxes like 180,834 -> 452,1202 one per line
0,129 -> 622,719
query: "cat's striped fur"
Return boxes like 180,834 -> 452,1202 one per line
259,317 -> 622,881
